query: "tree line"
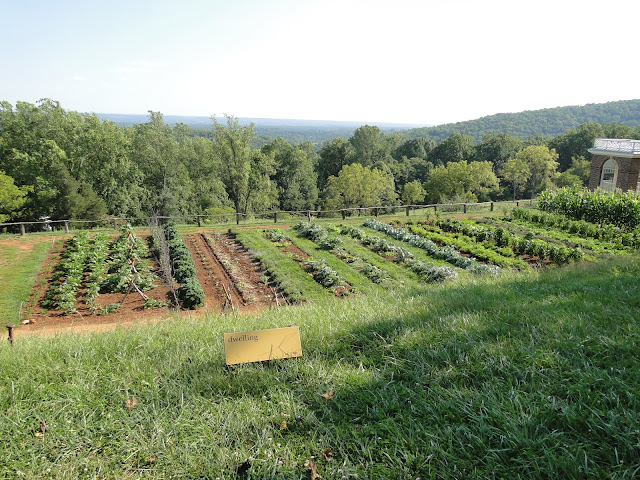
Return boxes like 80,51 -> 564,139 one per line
2,99 -> 639,224
404,99 -> 640,143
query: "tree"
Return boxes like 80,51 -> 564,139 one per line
0,171 -> 30,222
554,156 -> 591,188
501,158 -> 531,201
212,115 -> 255,215
513,146 -> 559,197
322,163 -> 396,210
401,180 -> 426,205
348,125 -> 391,167
393,138 -> 435,162
317,137 -> 354,190
130,112 -> 193,217
262,138 -> 318,211
425,161 -> 499,203
430,133 -> 475,166
474,133 -> 523,172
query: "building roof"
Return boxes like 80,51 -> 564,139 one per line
588,138 -> 640,158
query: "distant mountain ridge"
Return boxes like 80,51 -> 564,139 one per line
97,114 -> 425,146
96,113 -> 423,130
404,99 -> 640,143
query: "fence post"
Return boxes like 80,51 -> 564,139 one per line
516,201 -> 519,207
490,202 -> 494,212
406,206 -> 410,216
374,208 -> 379,217
433,205 -> 438,213
196,215 -> 201,227
236,213 -> 241,225
341,210 -> 346,220
64,221 -> 70,233
307,211 -> 311,221
463,203 -> 467,214
20,224 -> 25,236
113,219 -> 117,230
274,212 -> 278,224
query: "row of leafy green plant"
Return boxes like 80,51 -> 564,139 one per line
363,218 -> 500,275
271,223 -> 350,292
42,226 -> 157,314
538,186 -> 640,230
477,217 -> 614,256
428,217 -> 584,264
509,207 -> 640,248
42,232 -> 93,313
403,220 -> 528,269
163,223 -> 205,309
293,222 -> 390,285
336,224 -> 459,283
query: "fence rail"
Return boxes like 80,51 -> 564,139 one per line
0,200 -> 535,236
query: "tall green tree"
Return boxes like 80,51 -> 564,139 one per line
349,125 -> 392,167
501,157 -> 531,201
513,146 -> 559,197
130,112 -> 193,217
425,161 -> 498,203
401,180 -> 426,205
430,133 -> 475,166
0,171 -> 31,222
262,138 -> 318,211
317,137 -> 354,190
323,163 -> 396,210
211,115 -> 255,215
474,133 -> 523,172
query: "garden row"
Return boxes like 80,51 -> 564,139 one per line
411,217 -> 584,265
538,186 -> 640,231
162,223 -> 205,309
42,226 -> 159,315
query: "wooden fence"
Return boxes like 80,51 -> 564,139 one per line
0,200 -> 535,236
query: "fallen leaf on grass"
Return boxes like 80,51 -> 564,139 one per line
279,420 -> 288,430
125,396 -> 138,411
304,460 -> 321,479
34,432 -> 44,438
321,389 -> 335,401
322,448 -> 333,461
35,421 -> 46,436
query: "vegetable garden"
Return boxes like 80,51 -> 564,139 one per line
17,188 -> 640,333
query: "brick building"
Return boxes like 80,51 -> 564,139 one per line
588,139 -> 640,193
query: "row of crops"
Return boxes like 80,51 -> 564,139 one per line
37,188 -> 639,316
43,226 -> 159,314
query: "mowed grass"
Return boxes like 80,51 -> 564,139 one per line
0,237 -> 55,322
1,254 -> 639,479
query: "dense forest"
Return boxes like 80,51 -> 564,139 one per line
1,99 -> 640,224
405,99 -> 640,143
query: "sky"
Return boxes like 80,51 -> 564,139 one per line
1,0 -> 639,126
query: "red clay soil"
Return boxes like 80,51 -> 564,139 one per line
18,235 -> 176,337
17,231 -> 282,337
184,232 -> 274,312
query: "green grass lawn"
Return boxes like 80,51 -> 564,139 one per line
0,238 -> 55,323
1,254 -> 639,478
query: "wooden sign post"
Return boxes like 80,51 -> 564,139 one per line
224,326 -> 302,365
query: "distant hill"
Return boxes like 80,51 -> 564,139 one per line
404,99 -> 640,143
97,113 -> 424,146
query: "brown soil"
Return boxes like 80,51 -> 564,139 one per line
16,232 -> 277,337
184,233 -> 274,312
19,235 -> 176,336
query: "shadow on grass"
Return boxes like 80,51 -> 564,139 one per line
178,258 -> 640,478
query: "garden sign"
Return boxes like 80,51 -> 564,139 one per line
224,326 -> 302,365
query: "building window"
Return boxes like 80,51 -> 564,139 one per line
599,158 -> 618,192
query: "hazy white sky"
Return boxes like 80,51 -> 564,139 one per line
2,0 -> 638,125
